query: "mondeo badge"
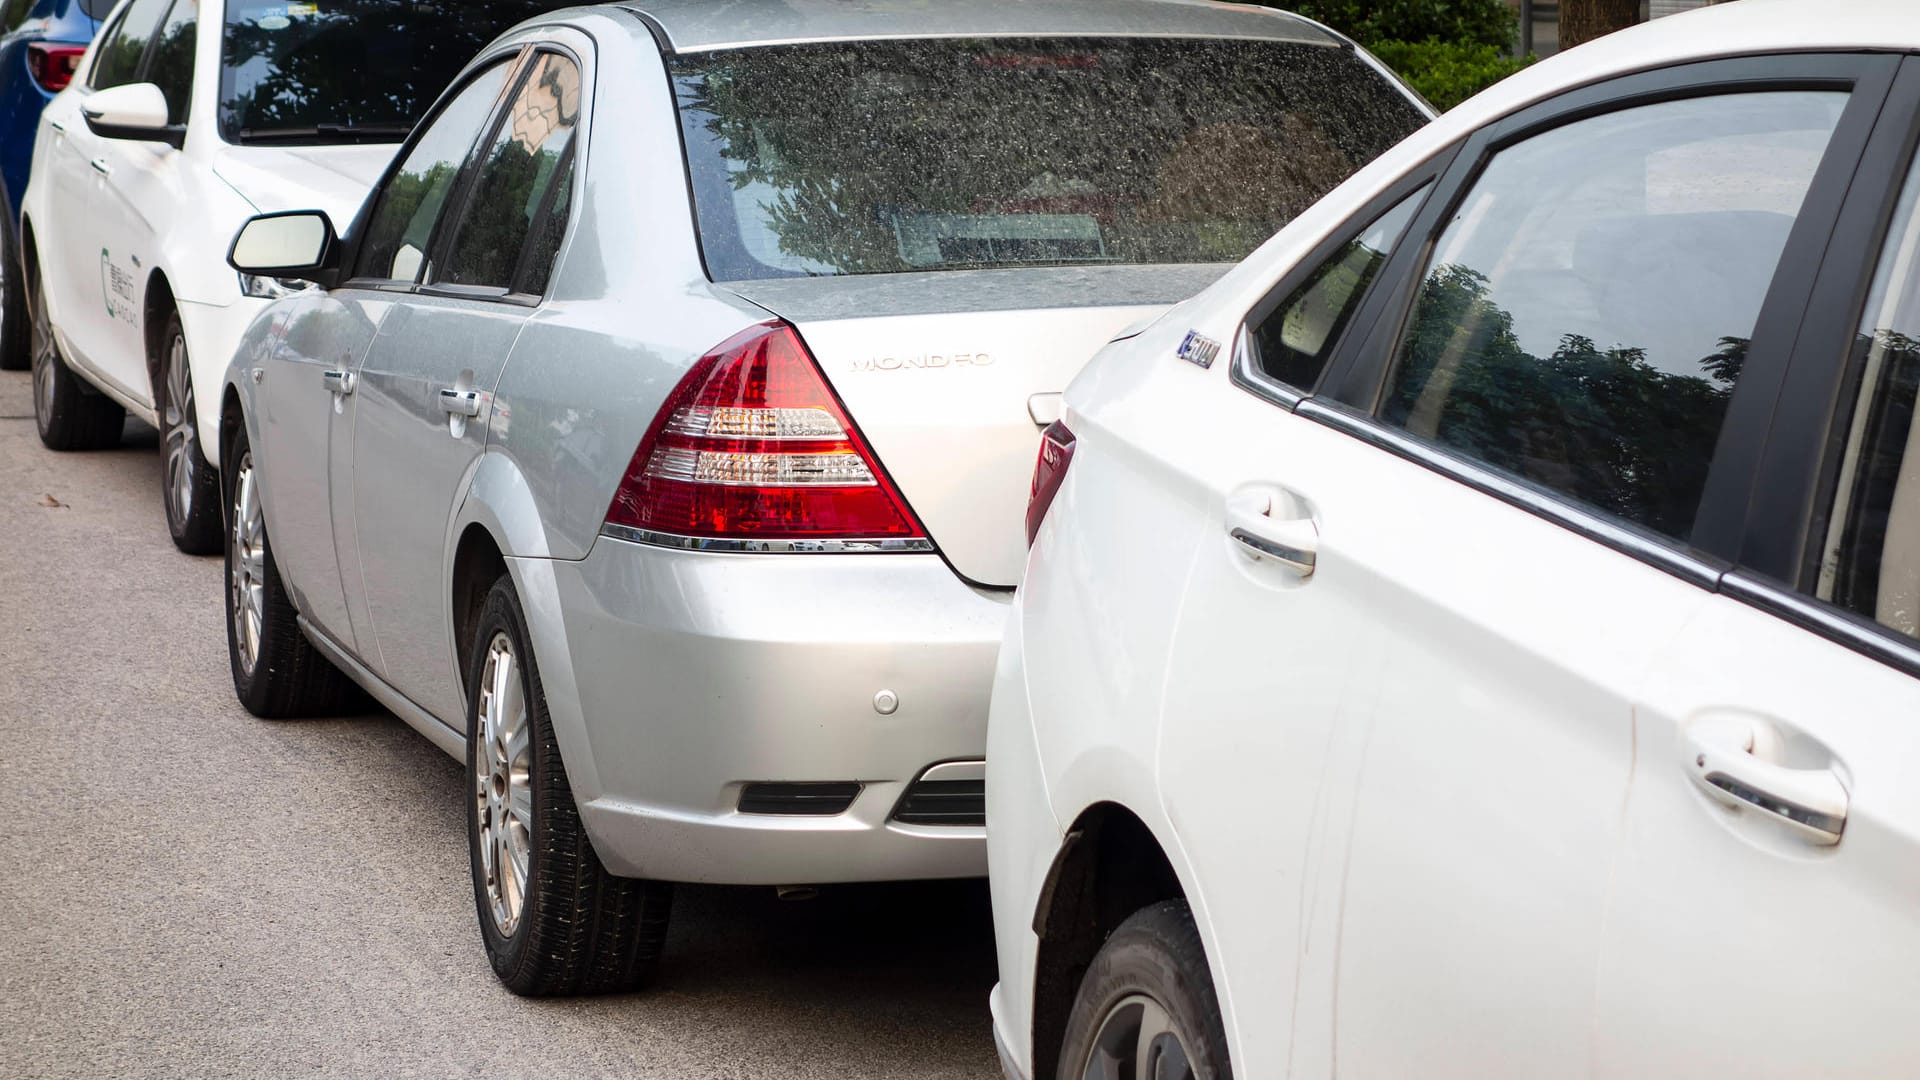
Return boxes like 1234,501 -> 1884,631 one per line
1177,330 -> 1221,369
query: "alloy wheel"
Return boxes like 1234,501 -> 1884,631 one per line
30,277 -> 55,427
162,333 -> 198,526
1079,994 -> 1197,1080
229,453 -> 267,675
475,632 -> 534,937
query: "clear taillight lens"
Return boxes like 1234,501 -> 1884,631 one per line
27,44 -> 86,93
605,321 -> 926,544
1026,419 -> 1075,547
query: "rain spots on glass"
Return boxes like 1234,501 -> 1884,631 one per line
671,37 -> 1428,280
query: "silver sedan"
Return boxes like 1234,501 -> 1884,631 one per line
216,0 -> 1428,994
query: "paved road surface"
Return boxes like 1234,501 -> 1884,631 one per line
0,369 -> 1001,1079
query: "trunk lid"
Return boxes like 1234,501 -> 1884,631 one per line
721,264 -> 1228,587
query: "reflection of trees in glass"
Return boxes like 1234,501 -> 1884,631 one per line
1386,265 -> 1746,538
673,38 -> 1426,277
443,56 -> 579,289
218,1 -> 559,138
145,8 -> 198,125
360,161 -> 457,280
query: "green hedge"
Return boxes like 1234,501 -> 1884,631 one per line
1366,39 -> 1535,111
1267,0 -> 1534,112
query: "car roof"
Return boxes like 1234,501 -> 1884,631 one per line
613,0 -> 1340,53
1192,0 -> 1920,326
1446,0 -> 1920,136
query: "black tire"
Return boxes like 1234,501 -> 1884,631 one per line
0,219 -> 29,371
1056,900 -> 1233,1080
29,260 -> 124,451
157,309 -> 222,554
467,575 -> 673,996
223,426 -> 364,718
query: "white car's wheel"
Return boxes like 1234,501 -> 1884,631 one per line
158,310 -> 222,554
29,262 -> 123,451
1057,901 -> 1232,1080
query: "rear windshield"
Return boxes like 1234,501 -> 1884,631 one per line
219,0 -> 563,144
671,37 -> 1428,281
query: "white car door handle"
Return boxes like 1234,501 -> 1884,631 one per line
438,388 -> 483,417
1226,489 -> 1317,578
48,117 -> 65,133
1685,717 -> 1847,844
321,369 -> 355,395
89,157 -> 111,176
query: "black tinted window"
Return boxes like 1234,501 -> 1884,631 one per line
90,0 -> 170,90
438,53 -> 580,292
1814,160 -> 1920,637
218,0 -> 565,144
1252,187 -> 1424,392
145,0 -> 197,126
517,154 -> 572,296
1380,92 -> 1845,540
671,37 -> 1427,281
355,60 -> 515,283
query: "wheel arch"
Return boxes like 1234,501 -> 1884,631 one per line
142,270 -> 176,405
1029,801 -> 1189,1080
449,449 -> 603,800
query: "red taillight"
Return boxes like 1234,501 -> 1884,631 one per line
27,44 -> 86,93
605,321 -> 926,544
1026,420 -> 1076,547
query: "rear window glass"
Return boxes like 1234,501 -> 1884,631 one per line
671,37 -> 1428,281
218,0 -> 566,144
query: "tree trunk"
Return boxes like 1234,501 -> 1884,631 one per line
1560,0 -> 1641,49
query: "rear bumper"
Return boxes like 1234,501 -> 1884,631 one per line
544,534 -> 1011,884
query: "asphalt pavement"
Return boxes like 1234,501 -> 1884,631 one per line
0,368 -> 1001,1079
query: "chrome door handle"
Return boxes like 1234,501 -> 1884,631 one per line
1685,716 -> 1847,844
1226,489 -> 1317,578
321,369 -> 355,395
89,157 -> 110,176
438,388 -> 483,417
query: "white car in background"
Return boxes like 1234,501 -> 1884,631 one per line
990,1 -> 1920,1077
18,0 -> 565,552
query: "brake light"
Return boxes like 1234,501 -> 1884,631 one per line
605,321 -> 926,545
1026,420 -> 1075,547
27,44 -> 86,93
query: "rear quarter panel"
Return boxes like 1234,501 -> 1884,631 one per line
484,16 -> 767,562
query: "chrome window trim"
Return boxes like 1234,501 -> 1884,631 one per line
600,523 -> 936,554
1296,398 -> 1728,590
1231,322 -> 1304,411
1721,570 -> 1920,680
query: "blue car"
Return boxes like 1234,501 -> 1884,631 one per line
0,0 -> 104,370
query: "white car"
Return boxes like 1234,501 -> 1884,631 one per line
989,1 -> 1920,1077
18,0 -> 563,552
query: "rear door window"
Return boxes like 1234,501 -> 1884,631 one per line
1813,157 -> 1920,638
1376,91 -> 1847,540
670,36 -> 1427,281
435,52 -> 581,293
1249,187 -> 1425,393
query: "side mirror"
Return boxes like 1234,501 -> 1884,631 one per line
228,210 -> 340,289
81,83 -> 183,148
